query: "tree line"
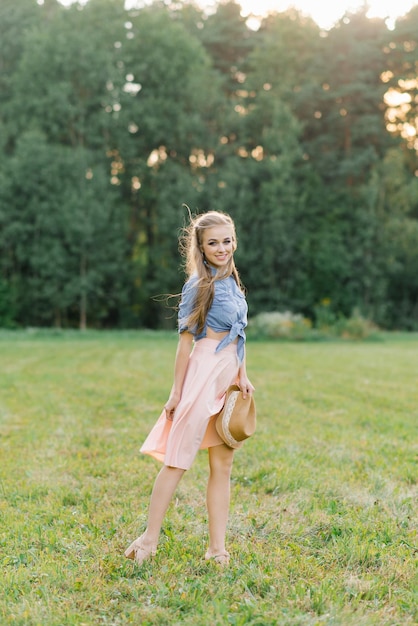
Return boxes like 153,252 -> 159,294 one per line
0,0 -> 417,330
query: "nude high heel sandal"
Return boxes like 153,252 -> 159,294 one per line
124,538 -> 156,566
205,550 -> 230,566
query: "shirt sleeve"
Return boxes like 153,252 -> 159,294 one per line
178,276 -> 198,334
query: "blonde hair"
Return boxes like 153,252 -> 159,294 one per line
179,210 -> 243,334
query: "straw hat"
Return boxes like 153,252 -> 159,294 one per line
215,384 -> 256,449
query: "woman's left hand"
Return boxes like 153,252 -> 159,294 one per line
238,375 -> 255,399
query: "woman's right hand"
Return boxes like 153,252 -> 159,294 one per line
164,332 -> 192,421
164,392 -> 180,421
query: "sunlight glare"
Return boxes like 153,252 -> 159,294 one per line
63,0 -> 418,29
202,0 -> 418,30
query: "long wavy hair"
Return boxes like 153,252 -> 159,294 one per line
179,210 -> 243,334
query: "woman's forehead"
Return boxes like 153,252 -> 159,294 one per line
202,225 -> 234,241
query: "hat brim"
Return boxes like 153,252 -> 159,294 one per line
215,385 -> 256,449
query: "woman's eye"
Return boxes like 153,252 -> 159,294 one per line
208,239 -> 231,246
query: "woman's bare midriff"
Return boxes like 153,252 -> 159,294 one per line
206,326 -> 238,344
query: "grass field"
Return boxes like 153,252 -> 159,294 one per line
0,330 -> 417,626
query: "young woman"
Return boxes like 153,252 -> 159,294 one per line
124,210 -> 255,567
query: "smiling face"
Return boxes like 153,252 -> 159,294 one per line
201,225 -> 235,268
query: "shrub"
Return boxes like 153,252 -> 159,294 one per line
334,308 -> 379,340
248,311 -> 314,340
248,308 -> 379,341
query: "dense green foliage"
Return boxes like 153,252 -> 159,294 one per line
0,0 -> 417,329
0,331 -> 417,624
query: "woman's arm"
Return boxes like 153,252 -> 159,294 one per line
238,350 -> 255,399
164,331 -> 194,420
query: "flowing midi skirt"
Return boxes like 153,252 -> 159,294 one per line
140,338 -> 239,470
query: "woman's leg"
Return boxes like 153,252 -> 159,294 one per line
126,465 -> 184,562
206,444 -> 235,559
145,465 -> 185,544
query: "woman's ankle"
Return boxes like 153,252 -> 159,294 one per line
206,544 -> 226,557
138,530 -> 159,549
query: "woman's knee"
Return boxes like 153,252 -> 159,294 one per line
208,445 -> 234,476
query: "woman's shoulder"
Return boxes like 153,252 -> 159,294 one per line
180,274 -> 200,302
227,274 -> 245,292
183,273 -> 199,289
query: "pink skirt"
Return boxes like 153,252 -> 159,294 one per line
140,338 -> 239,470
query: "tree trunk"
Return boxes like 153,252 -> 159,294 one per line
79,252 -> 87,331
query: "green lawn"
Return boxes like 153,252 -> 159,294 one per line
0,330 -> 417,626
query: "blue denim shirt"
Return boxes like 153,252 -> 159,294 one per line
178,272 -> 247,365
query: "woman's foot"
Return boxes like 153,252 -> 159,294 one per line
205,549 -> 230,566
124,536 -> 157,566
